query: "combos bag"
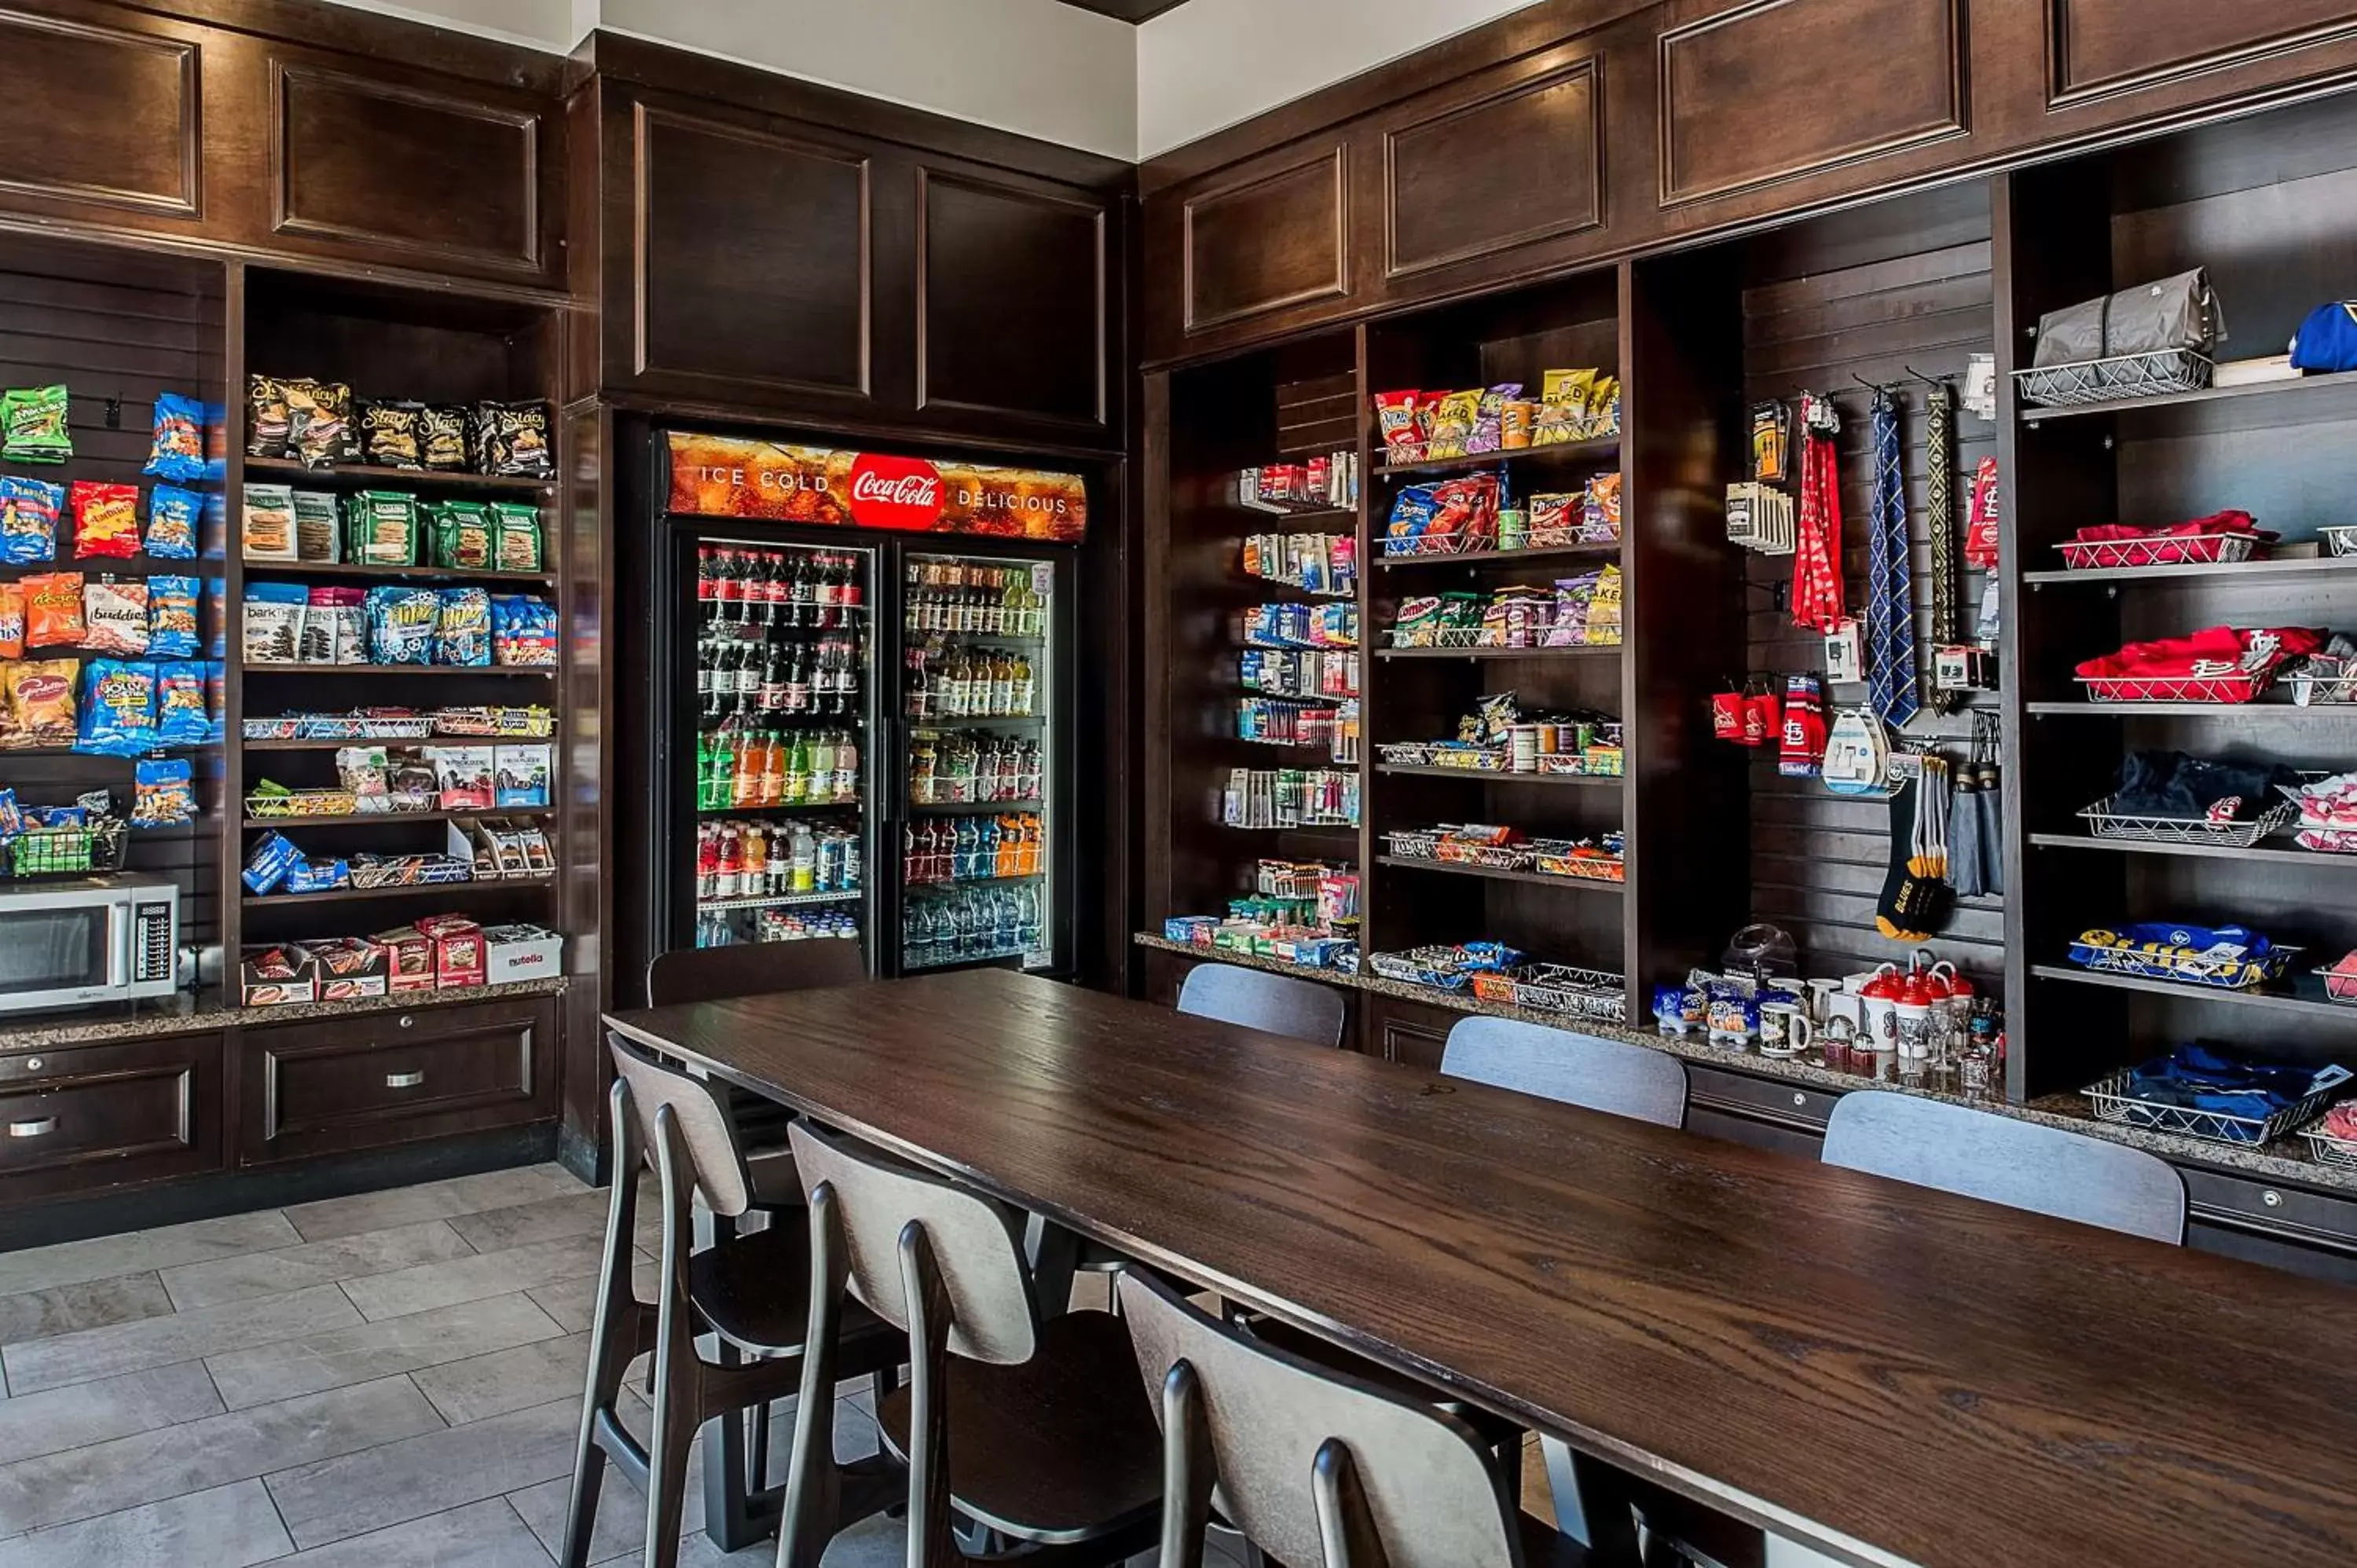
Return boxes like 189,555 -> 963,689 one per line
2290,302 -> 2357,373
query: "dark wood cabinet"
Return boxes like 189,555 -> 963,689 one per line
2044,0 -> 2357,106
1366,995 -> 1456,1072
0,5 -> 200,222
0,1033 -> 223,1203
917,167 -> 1109,432
239,995 -> 558,1165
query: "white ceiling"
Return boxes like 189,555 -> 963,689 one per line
316,0 -> 1550,162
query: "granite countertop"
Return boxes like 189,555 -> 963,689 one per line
1135,932 -> 2357,1199
0,975 -> 570,1053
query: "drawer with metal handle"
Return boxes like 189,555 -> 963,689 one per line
0,1034 -> 224,1198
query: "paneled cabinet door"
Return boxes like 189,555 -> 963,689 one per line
0,4 -> 203,230
0,1032 -> 223,1203
2044,0 -> 2357,108
1147,133 -> 1358,361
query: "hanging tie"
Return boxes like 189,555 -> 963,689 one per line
1923,379 -> 1960,713
1790,395 -> 1845,633
1867,390 -> 1920,727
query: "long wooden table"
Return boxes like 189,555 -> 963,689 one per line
606,969 -> 2357,1568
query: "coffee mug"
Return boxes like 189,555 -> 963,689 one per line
1758,1002 -> 1813,1057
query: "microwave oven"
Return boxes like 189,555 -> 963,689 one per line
0,880 -> 180,1015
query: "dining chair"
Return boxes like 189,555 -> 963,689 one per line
1177,962 -> 1348,1047
1121,1267 -> 1626,1567
561,1036 -> 902,1568
1440,1017 -> 1688,1129
779,1120 -> 1162,1567
1821,1089 -> 2187,1244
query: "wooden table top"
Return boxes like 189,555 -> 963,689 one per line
607,969 -> 2357,1568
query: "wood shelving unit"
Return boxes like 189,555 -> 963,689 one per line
1373,855 -> 1626,895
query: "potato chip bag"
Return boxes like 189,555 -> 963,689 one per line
5,658 -> 79,747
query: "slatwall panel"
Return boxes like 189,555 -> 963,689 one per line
1274,372 -> 1357,457
1738,204 -> 2004,984
0,233 -> 225,952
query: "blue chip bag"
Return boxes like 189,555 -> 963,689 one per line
204,660 -> 225,744
145,485 -> 202,559
148,575 -> 200,657
154,661 -> 208,747
77,659 -> 158,757
0,475 -> 63,565
132,758 -> 196,827
0,789 -> 20,838
144,394 -> 207,482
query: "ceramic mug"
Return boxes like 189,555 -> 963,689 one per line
1758,1001 -> 1813,1057
1860,992 -> 1901,1053
1893,995 -> 1935,1060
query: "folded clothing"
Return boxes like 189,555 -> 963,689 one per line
2326,1100 -> 2357,1142
2110,749 -> 2302,822
2121,1042 -> 2347,1129
2069,510 -> 2273,558
2068,921 -> 2293,989
2075,625 -> 2325,700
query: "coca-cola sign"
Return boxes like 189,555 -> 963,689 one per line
665,432 -> 1087,541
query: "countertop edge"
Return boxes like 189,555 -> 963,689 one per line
0,975 -> 571,1052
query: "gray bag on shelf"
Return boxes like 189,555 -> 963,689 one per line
2032,269 -> 2222,367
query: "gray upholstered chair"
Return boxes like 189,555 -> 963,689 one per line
1122,1268 -> 1620,1567
1177,962 -> 1348,1046
1440,1017 -> 1687,1129
779,1121 -> 1161,1568
562,1036 -> 901,1568
1820,1090 -> 2187,1244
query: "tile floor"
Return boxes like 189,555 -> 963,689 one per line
0,1163 -> 1253,1568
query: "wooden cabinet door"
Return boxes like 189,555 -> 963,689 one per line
1369,995 -> 1457,1072
240,995 -> 556,1164
0,1031 -> 223,1202
1146,133 -> 1358,363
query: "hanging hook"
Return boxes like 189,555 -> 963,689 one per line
1903,365 -> 1952,392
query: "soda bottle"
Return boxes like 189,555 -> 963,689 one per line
1011,653 -> 1034,716
840,555 -> 863,614
783,732 -> 810,804
833,730 -> 859,803
808,731 -> 837,802
977,816 -> 1000,881
791,823 -> 817,893
742,822 -> 769,894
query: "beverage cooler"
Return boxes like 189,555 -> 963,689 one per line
642,429 -> 1083,982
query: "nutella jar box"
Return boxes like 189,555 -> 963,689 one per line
299,936 -> 389,1002
482,922 -> 563,986
372,926 -> 437,992
414,914 -> 486,988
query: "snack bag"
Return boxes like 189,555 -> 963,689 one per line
427,500 -> 493,570
242,830 -> 301,896
132,758 -> 196,826
0,581 -> 21,660
1427,390 -> 1481,460
467,401 -> 555,479
1534,369 -> 1596,446
360,401 -> 425,469
344,490 -> 420,566
4,659 -> 76,748
0,475 -> 62,563
144,392 -> 207,482
246,374 -> 292,458
367,585 -> 440,665
291,490 -> 340,562
1,384 -> 71,463
490,503 -> 542,572
21,572 -> 86,648
204,659 -> 225,743
69,482 -> 141,559
241,581 -> 309,664
145,484 -> 202,559
201,491 -> 229,559
241,483 -> 298,562
436,586 -> 493,667
420,405 -> 469,471
492,595 -> 558,666
82,577 -> 151,655
147,575 -> 200,658
1471,383 -> 1523,456
153,662 -> 208,747
286,379 -> 357,467
1581,472 -> 1623,543
299,586 -> 366,665
79,659 -> 157,756
1373,392 -> 1424,464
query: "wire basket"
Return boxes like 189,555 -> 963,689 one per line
1381,528 -> 1497,559
2287,671 -> 2357,706
2322,526 -> 2357,559
2014,348 -> 2213,409
1368,945 -> 1484,991
347,855 -> 473,890
2075,671 -> 2270,704
432,707 -> 555,738
1538,748 -> 1626,778
2078,793 -> 2296,848
2067,936 -> 2298,990
2300,1122 -> 2357,1169
1377,742 -> 1435,767
244,790 -> 361,820
1382,830 -> 1442,860
1530,840 -> 1627,881
2055,533 -> 2258,570
1437,841 -> 1534,870
2319,966 -> 2357,1006
1428,747 -> 1508,771
1505,962 -> 1628,1023
2083,1064 -> 2349,1147
3,820 -> 129,879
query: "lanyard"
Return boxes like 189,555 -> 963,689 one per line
1790,397 -> 1845,634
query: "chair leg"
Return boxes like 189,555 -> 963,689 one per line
561,1081 -> 653,1568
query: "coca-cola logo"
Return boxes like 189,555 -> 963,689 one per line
846,453 -> 945,531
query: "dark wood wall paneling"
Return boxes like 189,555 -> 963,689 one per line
1139,0 -> 2357,368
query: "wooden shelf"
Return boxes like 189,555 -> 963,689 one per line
242,664 -> 555,677
1376,854 -> 1625,894
243,874 -> 555,909
1376,435 -> 1619,478
2022,555 -> 2357,587
244,456 -> 553,493
1377,541 -> 1620,570
2024,701 -> 2357,716
242,559 -> 555,586
2029,832 -> 2355,868
2017,369 -> 2357,431
1376,645 -> 1620,661
240,808 -> 554,830
1375,764 -> 1621,788
2029,963 -> 2357,1021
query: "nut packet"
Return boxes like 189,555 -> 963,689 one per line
145,483 -> 202,559
153,662 -> 208,747
0,581 -> 21,660
132,758 -> 196,826
21,571 -> 86,648
1,384 -> 71,462
78,659 -> 156,757
83,577 -> 151,655
69,482 -> 142,559
0,474 -> 61,563
144,392 -> 207,482
148,575 -> 200,658
5,659 -> 78,747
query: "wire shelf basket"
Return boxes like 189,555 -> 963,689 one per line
1538,749 -> 1625,778
2300,1123 -> 2357,1169
1505,962 -> 1628,1023
244,790 -> 363,820
1382,830 -> 1442,860
1436,841 -> 1534,870
2055,533 -> 2258,571
2322,526 -> 2357,559
347,855 -> 473,890
2014,348 -> 2212,409
1368,946 -> 1485,991
2319,966 -> 2357,1006
2077,793 -> 2296,848
431,708 -> 555,738
2287,672 -> 2357,706
2066,936 -> 2298,990
2083,1065 -> 2347,1147
1376,742 -> 1436,767
2075,671 -> 2271,704
3,820 -> 128,879
1381,529 -> 1497,559
1530,840 -> 1627,881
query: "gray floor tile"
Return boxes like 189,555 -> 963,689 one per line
0,1362 -> 222,1468
0,1478 -> 292,1568
0,1272 -> 174,1348
525,1262 -> 656,1335
0,1374 -> 440,1537
341,1234 -> 608,1323
279,1497 -> 554,1567
4,1282 -> 361,1395
268,1394 -> 580,1549
284,1166 -> 585,1244
159,1219 -> 477,1311
0,1212 -> 301,1299
412,1332 -> 589,1425
206,1291 -> 566,1411
447,1191 -> 613,1254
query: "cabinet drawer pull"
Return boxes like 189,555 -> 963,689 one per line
385,1071 -> 426,1089
9,1117 -> 58,1138
1792,1092 -> 1808,1108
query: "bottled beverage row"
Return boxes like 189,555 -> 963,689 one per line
695,818 -> 862,903
904,812 -> 1043,886
696,727 -> 862,809
910,731 -> 1044,806
697,547 -> 865,631
698,634 -> 863,720
903,559 -> 1047,638
904,885 -> 1043,970
906,644 -> 1037,720
695,907 -> 859,947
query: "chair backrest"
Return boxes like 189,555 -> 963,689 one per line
1440,1016 -> 1687,1129
1820,1090 -> 2187,1245
606,1031 -> 756,1218
788,1120 -> 1039,1365
1177,963 -> 1347,1047
645,938 -> 866,1008
1120,1269 -> 1523,1568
